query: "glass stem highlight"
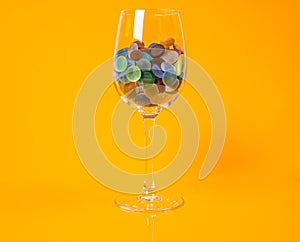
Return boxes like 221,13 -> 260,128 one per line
142,116 -> 156,194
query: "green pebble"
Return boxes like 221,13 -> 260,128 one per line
140,71 -> 155,81
126,66 -> 141,82
162,70 -> 177,86
175,59 -> 184,76
114,56 -> 128,72
136,59 -> 151,71
138,79 -> 155,89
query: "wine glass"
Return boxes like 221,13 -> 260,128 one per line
113,8 -> 186,212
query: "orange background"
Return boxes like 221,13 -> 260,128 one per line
1,0 -> 300,241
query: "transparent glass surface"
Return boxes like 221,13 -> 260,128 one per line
113,8 -> 186,212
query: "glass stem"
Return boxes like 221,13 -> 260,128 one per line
142,116 -> 156,195
146,214 -> 156,242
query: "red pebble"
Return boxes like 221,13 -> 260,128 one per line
140,48 -> 151,53
155,78 -> 165,93
173,44 -> 184,54
133,40 -> 145,49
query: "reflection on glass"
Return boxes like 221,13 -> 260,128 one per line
113,9 -> 186,212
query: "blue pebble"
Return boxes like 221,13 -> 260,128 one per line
142,52 -> 152,61
127,59 -> 135,68
148,42 -> 158,49
152,64 -> 164,78
115,48 -> 127,59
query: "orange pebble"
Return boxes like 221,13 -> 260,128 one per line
160,38 -> 175,48
121,82 -> 136,94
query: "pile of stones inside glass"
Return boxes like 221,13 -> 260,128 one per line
113,38 -> 185,107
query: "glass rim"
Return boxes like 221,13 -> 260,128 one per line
120,8 -> 180,16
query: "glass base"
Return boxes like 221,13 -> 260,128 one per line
115,193 -> 184,213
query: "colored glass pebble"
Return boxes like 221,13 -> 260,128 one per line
121,82 -> 136,94
140,48 -> 151,53
162,50 -> 178,64
127,59 -> 135,68
140,71 -> 155,81
160,38 -> 175,48
114,56 -> 128,72
126,88 -> 138,99
148,42 -> 158,48
114,39 -> 185,107
161,62 -> 176,73
150,57 -> 164,67
137,79 -> 155,89
126,66 -> 141,82
138,71 -> 155,88
130,49 -> 143,61
144,84 -> 159,97
162,70 -> 177,86
115,48 -> 127,58
133,40 -> 145,49
173,43 -> 183,54
142,52 -> 152,61
152,64 -> 164,78
155,78 -> 165,93
135,94 -> 151,106
129,42 -> 138,50
136,59 -> 151,71
175,59 -> 184,76
150,44 -> 165,58
165,79 -> 179,93
150,93 -> 174,105
177,72 -> 184,81
116,72 -> 127,82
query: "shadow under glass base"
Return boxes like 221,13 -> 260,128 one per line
115,193 -> 184,213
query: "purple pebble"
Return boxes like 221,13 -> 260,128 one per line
148,42 -> 158,48
152,64 -> 164,78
